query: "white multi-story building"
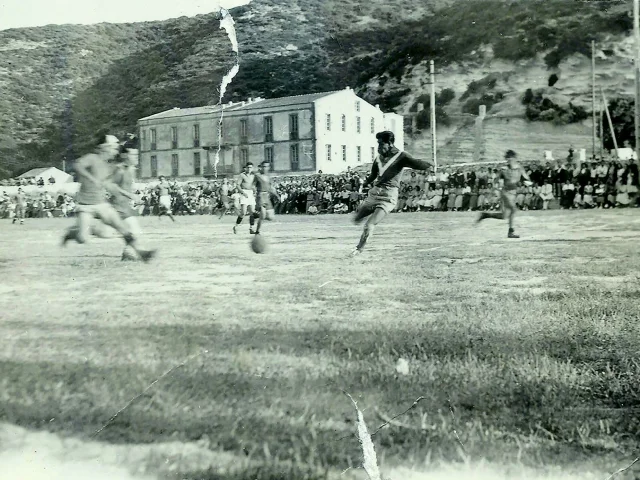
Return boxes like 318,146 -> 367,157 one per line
136,87 -> 404,179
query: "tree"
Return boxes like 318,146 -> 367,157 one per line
601,96 -> 635,151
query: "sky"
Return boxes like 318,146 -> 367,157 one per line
0,0 -> 251,31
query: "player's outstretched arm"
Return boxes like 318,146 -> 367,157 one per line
402,152 -> 433,171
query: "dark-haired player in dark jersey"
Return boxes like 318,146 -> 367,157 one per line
252,161 -> 276,235
476,149 -> 532,238
350,131 -> 434,256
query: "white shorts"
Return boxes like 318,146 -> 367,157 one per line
159,195 -> 171,210
239,189 -> 255,207
361,186 -> 399,214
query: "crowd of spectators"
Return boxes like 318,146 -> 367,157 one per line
0,175 -> 57,187
3,153 -> 640,220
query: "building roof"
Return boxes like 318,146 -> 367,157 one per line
138,91 -> 341,121
17,167 -> 51,178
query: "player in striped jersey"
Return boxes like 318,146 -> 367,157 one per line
351,131 -> 434,256
476,149 -> 531,238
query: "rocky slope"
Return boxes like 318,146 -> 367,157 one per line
0,0 -> 635,176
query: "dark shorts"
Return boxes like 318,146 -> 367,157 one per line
501,190 -> 517,210
257,192 -> 274,211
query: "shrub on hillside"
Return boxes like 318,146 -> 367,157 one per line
408,88 -> 455,112
462,92 -> 505,115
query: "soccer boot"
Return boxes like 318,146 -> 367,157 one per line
233,225 -> 238,234
61,229 -> 76,247
349,247 -> 362,257
508,230 -> 520,239
121,251 -> 138,262
476,212 -> 490,223
138,249 -> 157,263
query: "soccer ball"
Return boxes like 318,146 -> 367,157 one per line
251,234 -> 267,254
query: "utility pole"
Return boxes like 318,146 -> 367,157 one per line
591,40 -> 597,160
430,60 -> 437,172
635,0 -> 640,161
602,88 -> 619,158
599,96 -> 604,160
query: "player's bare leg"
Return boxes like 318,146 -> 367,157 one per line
248,206 -> 256,234
254,208 -> 274,235
233,205 -> 248,234
477,204 -> 519,238
100,209 -> 156,261
352,208 -> 387,256
121,216 -> 144,261
62,210 -> 93,245
353,203 -> 376,224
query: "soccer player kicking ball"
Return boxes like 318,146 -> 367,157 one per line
252,161 -> 276,235
233,162 -> 257,235
61,135 -> 156,262
476,149 -> 531,238
351,131 -> 434,256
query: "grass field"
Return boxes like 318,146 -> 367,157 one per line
2,210 -> 640,480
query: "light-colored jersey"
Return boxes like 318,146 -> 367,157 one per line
220,183 -> 230,196
76,153 -> 111,205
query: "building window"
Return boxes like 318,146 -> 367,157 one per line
371,147 -> 375,161
150,155 -> 157,177
171,154 -> 179,176
356,117 -> 361,134
241,148 -> 249,166
326,144 -> 332,162
240,119 -> 248,142
289,114 -> 299,140
171,126 -> 178,149
342,145 -> 347,162
141,130 -> 146,150
356,101 -> 360,112
150,129 -> 157,150
326,114 -> 331,131
290,144 -> 299,171
370,118 -> 375,134
265,146 -> 274,171
264,116 -> 273,142
217,122 -> 224,138
341,114 -> 346,132
194,152 -> 201,175
391,119 -> 396,132
193,124 -> 200,148
357,146 -> 361,163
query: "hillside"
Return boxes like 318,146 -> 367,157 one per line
0,0 -> 635,177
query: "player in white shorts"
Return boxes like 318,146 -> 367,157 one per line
233,162 -> 257,234
156,176 -> 175,221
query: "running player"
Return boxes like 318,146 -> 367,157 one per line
12,188 -> 26,225
351,131 -> 434,256
252,161 -> 276,235
476,149 -> 531,238
156,176 -> 175,221
233,162 -> 257,234
61,135 -> 156,262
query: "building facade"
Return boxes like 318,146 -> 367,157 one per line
136,88 -> 404,179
